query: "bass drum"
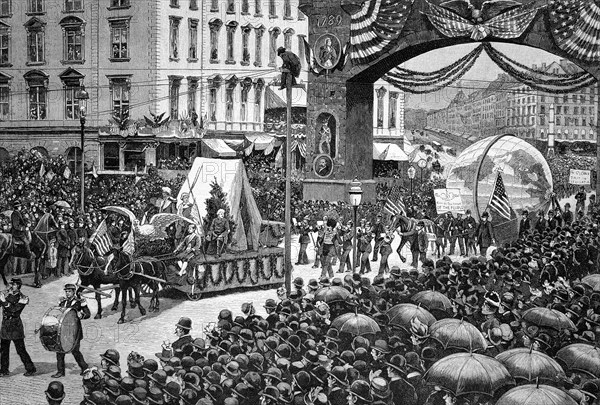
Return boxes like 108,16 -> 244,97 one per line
39,307 -> 79,353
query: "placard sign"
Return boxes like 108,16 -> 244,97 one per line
569,169 -> 591,185
434,188 -> 464,214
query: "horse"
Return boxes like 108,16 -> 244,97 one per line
73,245 -> 122,319
110,249 -> 168,324
392,215 -> 436,262
0,232 -> 46,287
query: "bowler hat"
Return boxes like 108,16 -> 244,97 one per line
176,317 -> 192,330
347,380 -> 373,402
46,381 -> 66,402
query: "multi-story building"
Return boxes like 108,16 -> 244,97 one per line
373,79 -> 405,146
427,61 -> 598,144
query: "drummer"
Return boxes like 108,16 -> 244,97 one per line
51,283 -> 90,378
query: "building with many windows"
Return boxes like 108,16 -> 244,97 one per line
427,62 -> 598,144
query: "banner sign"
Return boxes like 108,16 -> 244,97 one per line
434,188 -> 464,214
569,169 -> 591,185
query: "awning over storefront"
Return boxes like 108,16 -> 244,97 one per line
201,139 -> 236,158
373,143 -> 409,161
265,86 -> 307,109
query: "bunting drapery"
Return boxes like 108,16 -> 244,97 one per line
348,0 -> 415,65
382,43 -> 598,94
550,0 -> 600,62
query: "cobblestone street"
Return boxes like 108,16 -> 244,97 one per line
1,237 -> 461,405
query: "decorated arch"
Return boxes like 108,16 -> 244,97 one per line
298,0 -> 600,201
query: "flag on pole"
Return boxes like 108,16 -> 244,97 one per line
92,163 -> 98,178
39,163 -> 45,178
122,231 -> 135,255
63,166 -> 71,179
383,186 -> 406,217
487,172 -> 512,220
89,219 -> 113,256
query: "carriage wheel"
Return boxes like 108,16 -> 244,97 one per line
187,292 -> 202,301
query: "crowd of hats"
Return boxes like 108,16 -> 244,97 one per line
53,207 -> 600,404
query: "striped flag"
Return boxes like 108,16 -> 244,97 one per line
63,166 -> 71,179
122,231 -> 135,255
89,219 -> 113,256
487,172 -> 512,220
383,186 -> 406,217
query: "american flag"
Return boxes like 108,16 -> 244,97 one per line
423,1 -> 542,41
487,172 -> 512,221
550,0 -> 600,62
122,231 -> 135,255
89,219 -> 113,256
383,186 -> 405,217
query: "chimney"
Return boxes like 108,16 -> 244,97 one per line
532,64 -> 537,71
541,62 -> 547,70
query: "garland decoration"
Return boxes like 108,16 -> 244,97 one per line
273,254 -> 285,279
195,264 -> 207,290
238,259 -> 251,284
251,258 -> 261,285
206,262 -> 223,287
269,255 -> 278,279
383,43 -> 598,95
225,260 -> 238,285
258,255 -> 271,280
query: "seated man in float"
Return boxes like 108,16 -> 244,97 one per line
175,223 -> 201,276
206,209 -> 230,257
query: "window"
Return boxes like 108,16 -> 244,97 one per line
187,77 -> 198,117
169,76 -> 182,119
284,0 -> 291,18
25,18 -> 45,64
242,0 -> 249,14
227,0 -> 234,13
556,117 -> 561,126
563,95 -> 568,103
283,28 -> 294,51
268,27 -> 280,67
225,87 -> 234,122
66,147 -> 82,173
109,18 -> 130,60
583,118 -> 587,127
269,0 -> 276,17
556,106 -> 561,114
209,19 -> 222,63
110,0 -> 129,8
28,0 -> 44,14
0,23 -> 9,66
240,79 -> 251,122
190,0 -> 197,9
0,74 -> 9,120
208,75 -> 222,122
210,0 -> 218,12
169,17 -> 181,60
0,0 -> 10,17
108,76 -> 130,120
298,35 -> 305,68
376,87 -> 386,128
226,21 -> 238,64
170,0 -> 179,7
241,25 -> 251,65
60,17 -> 85,63
389,92 -> 398,128
65,0 -> 82,12
254,25 -> 264,67
255,0 -> 262,15
60,67 -> 84,119
188,19 -> 198,61
254,80 -> 264,123
574,107 -> 579,115
103,142 -> 119,171
25,70 -> 48,120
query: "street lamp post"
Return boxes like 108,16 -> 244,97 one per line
407,166 -> 416,203
348,179 -> 363,271
418,159 -> 427,186
75,86 -> 89,213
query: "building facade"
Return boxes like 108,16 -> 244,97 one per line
373,79 -> 405,145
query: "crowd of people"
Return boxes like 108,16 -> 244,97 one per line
38,196 -> 600,405
548,154 -> 596,201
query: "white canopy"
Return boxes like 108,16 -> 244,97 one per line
373,143 -> 409,161
201,139 -> 236,158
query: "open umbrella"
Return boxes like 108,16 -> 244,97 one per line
387,304 -> 436,332
411,290 -> 453,314
429,318 -> 487,352
521,307 -> 576,331
34,213 -> 59,235
330,313 -> 381,336
54,200 -> 71,209
1,210 -> 12,217
314,286 -> 352,304
424,353 -> 515,397
496,384 -> 578,405
556,343 -> 600,378
582,274 -> 600,291
495,348 -> 565,383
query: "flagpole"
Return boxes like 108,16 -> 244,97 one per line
284,75 -> 293,294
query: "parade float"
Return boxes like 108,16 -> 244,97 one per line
446,134 -> 554,244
